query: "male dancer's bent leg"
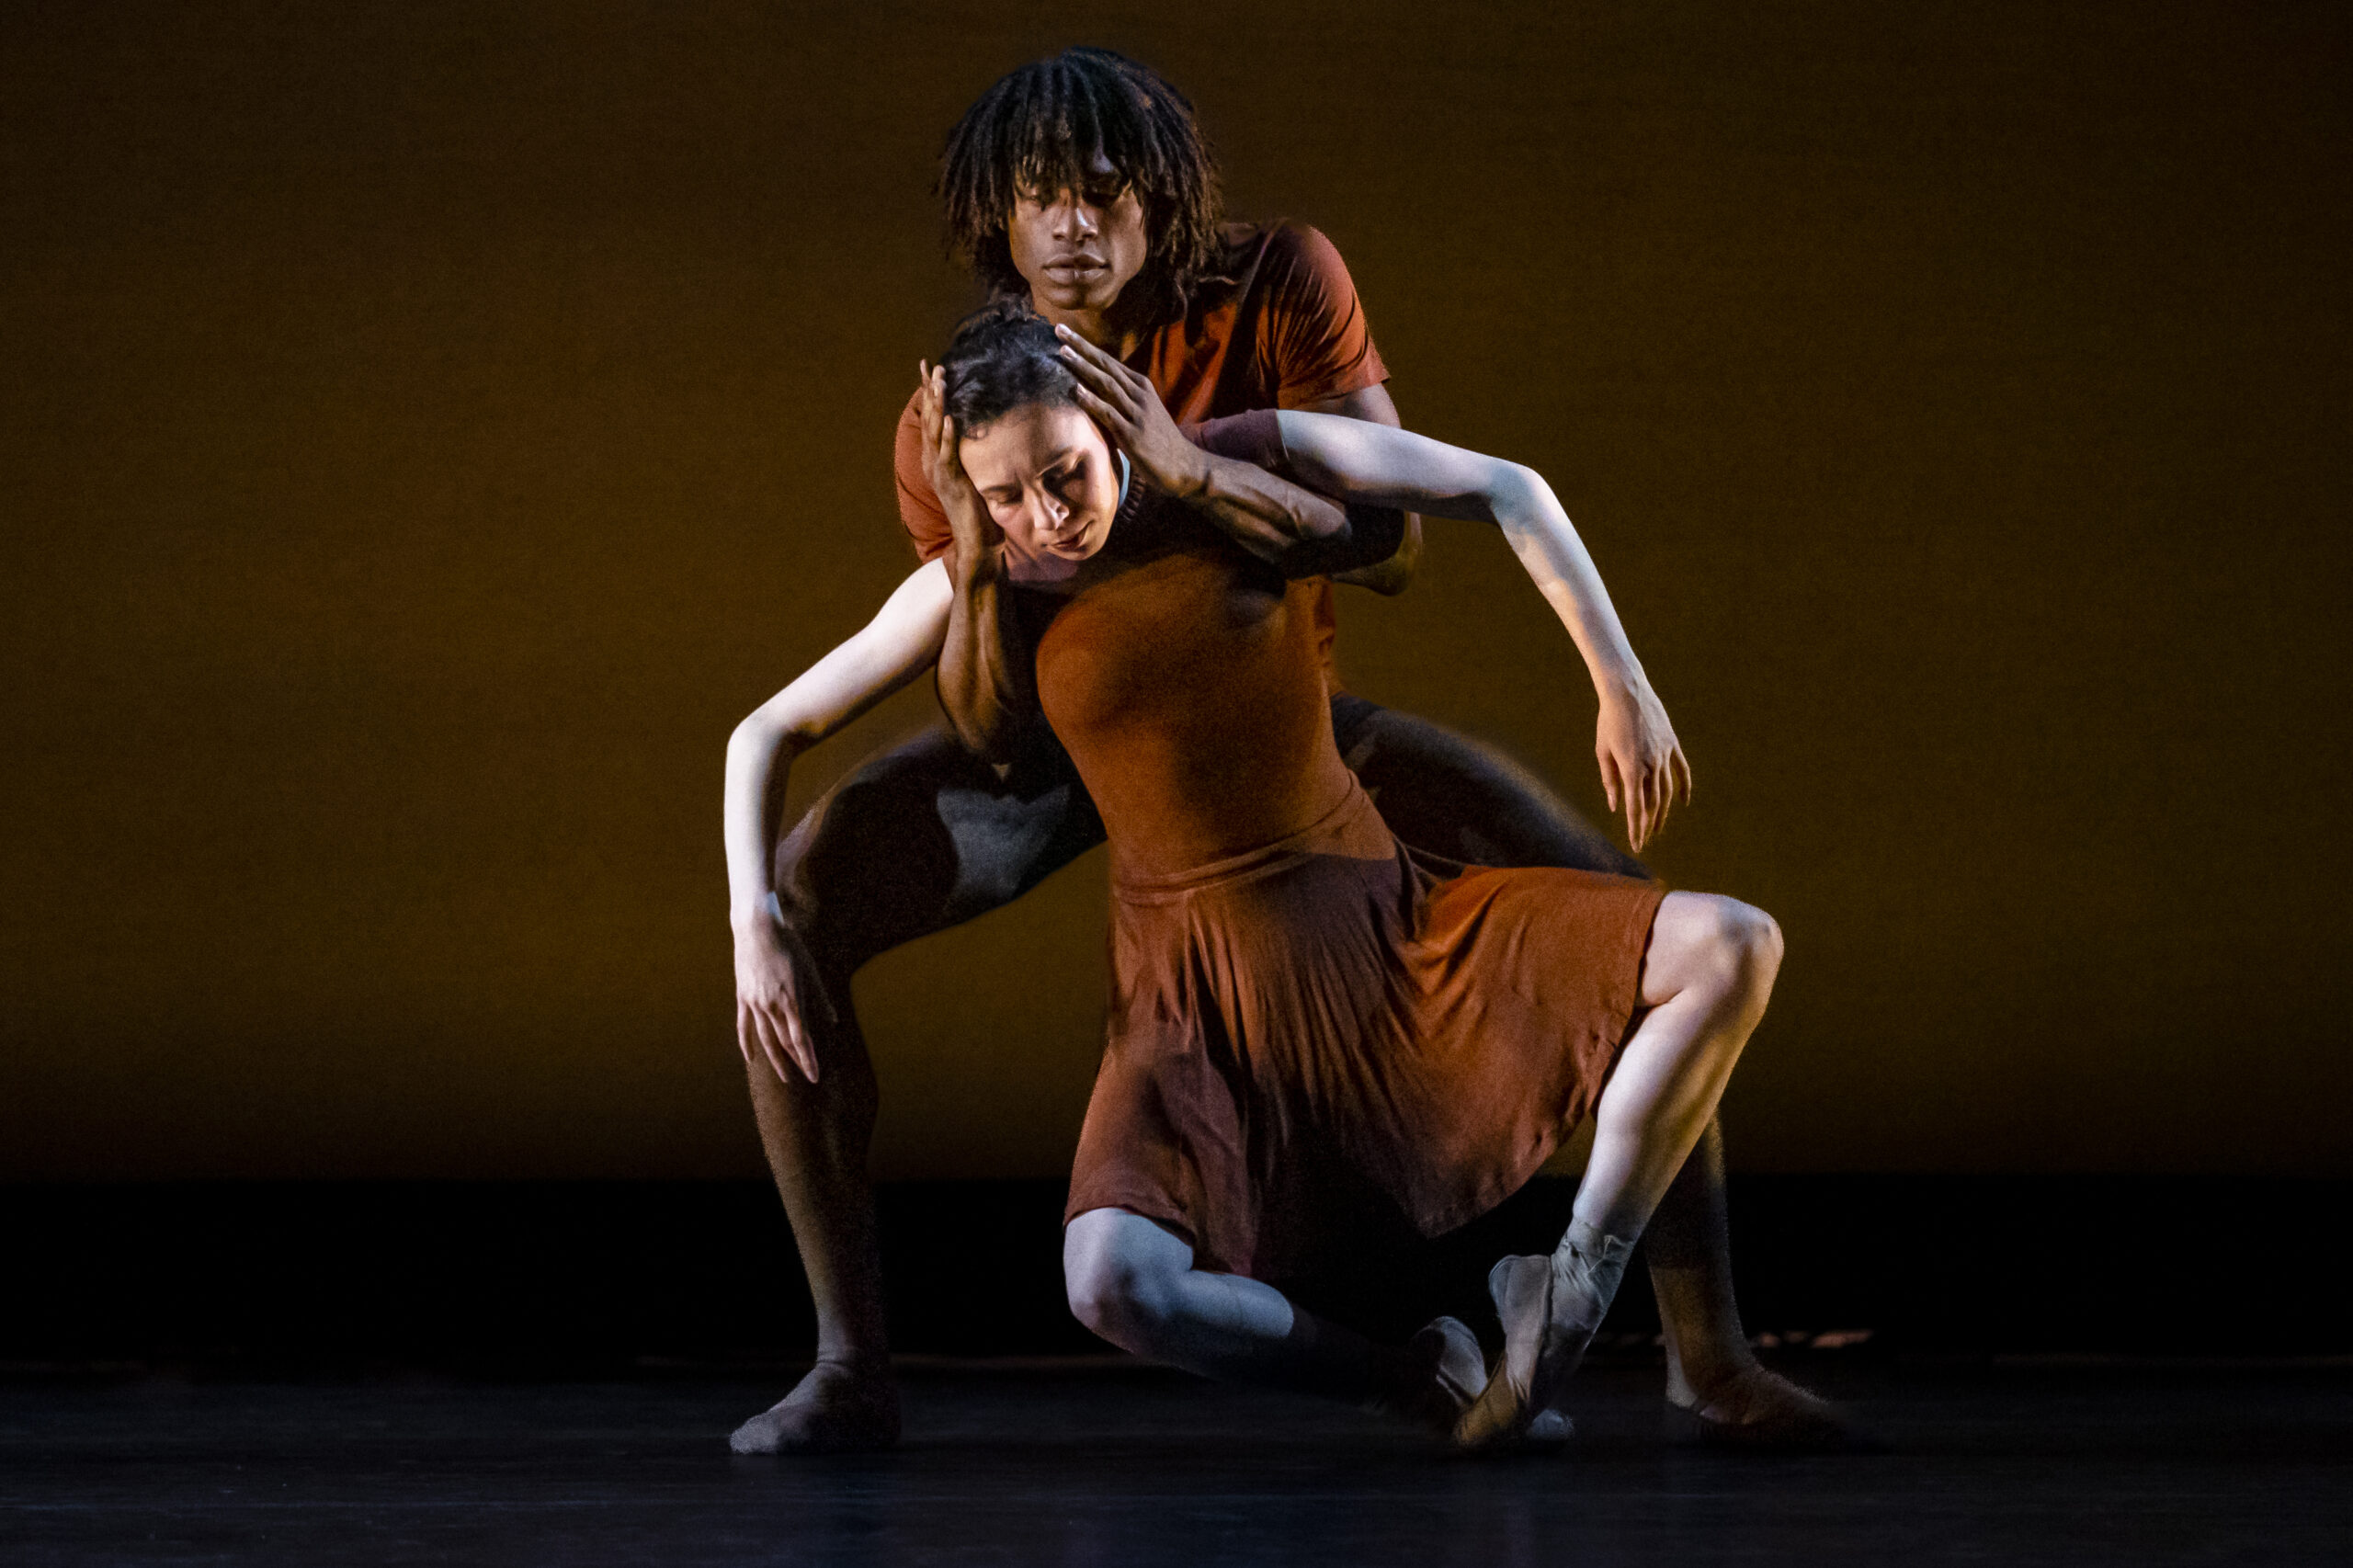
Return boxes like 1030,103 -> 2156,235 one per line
1330,696 -> 1844,1442
732,722 -> 1104,1453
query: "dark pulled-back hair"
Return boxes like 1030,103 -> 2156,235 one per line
938,47 -> 1224,324
940,301 -> 1081,434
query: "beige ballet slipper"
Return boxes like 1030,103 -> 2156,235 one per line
1368,1315 -> 1487,1432
1453,1219 -> 1634,1451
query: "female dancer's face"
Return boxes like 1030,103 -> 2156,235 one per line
958,402 -> 1120,579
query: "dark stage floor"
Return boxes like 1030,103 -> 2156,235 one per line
5,1358 -> 2348,1566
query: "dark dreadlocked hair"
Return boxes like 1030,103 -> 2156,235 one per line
937,48 -> 1225,325
938,300 -> 1081,435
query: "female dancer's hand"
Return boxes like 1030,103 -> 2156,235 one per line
733,898 -> 835,1085
1597,678 -> 1693,855
916,361 -> 1003,577
1052,325 -> 1211,497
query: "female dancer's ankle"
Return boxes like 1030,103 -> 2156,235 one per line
1558,1214 -> 1639,1312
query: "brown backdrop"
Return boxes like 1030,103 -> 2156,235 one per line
5,1 -> 2347,1179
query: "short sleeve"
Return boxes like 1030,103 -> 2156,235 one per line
892,392 -> 954,562
1256,224 -> 1390,409
1185,409 -> 1287,469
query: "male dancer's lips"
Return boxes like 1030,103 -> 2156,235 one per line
1044,256 -> 1107,278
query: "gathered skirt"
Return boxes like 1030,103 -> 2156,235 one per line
1065,783 -> 1666,1281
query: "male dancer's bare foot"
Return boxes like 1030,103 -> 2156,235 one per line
1665,1360 -> 1879,1450
729,1358 -> 901,1454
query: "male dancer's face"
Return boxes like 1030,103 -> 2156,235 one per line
958,402 -> 1121,581
1006,152 -> 1148,318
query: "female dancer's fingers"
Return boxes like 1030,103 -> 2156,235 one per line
746,1007 -> 788,1084
920,365 -> 961,470
733,1003 -> 756,1067
756,1004 -> 814,1086
1598,749 -> 1622,815
777,1000 -> 820,1085
1673,744 -> 1694,807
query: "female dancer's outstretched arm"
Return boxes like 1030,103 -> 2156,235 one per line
1270,413 -> 1693,853
724,561 -> 951,1083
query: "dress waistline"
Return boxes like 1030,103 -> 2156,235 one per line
1109,784 -> 1384,904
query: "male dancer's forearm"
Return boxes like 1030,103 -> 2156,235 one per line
1182,449 -> 1408,580
1051,328 -> 1409,584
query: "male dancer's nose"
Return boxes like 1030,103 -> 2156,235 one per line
1054,195 -> 1098,241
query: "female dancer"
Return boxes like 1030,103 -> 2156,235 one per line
945,305 -> 1778,1449
740,302 -> 1779,1447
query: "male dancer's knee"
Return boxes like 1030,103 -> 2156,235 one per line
770,838 -> 869,981
770,736 -> 985,977
745,1028 -> 878,1154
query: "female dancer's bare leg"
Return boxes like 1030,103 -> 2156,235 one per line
1063,1210 -> 1485,1430
1456,892 -> 1782,1448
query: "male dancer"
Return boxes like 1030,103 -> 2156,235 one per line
726,47 -> 1842,1452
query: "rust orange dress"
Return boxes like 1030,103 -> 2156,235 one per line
1046,434 -> 1665,1283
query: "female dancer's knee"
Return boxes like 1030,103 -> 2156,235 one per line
1648,892 -> 1782,1007
1719,898 -> 1783,992
1063,1209 -> 1192,1354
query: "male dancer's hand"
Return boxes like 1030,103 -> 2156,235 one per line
734,897 -> 835,1085
1052,325 -> 1212,497
1597,678 -> 1691,855
916,361 -> 1004,577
